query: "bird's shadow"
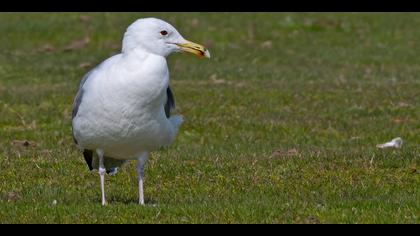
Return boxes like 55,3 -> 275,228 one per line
91,196 -> 158,206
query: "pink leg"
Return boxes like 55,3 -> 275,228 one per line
137,153 -> 149,205
97,149 -> 106,206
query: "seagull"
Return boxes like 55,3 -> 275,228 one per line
71,18 -> 210,206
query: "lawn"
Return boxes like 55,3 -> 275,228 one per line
0,12 -> 418,223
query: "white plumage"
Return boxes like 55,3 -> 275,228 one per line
72,18 -> 210,205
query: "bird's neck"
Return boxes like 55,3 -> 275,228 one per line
118,50 -> 169,107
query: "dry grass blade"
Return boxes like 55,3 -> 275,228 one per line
64,36 -> 91,51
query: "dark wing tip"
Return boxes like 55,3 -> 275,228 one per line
83,150 -> 94,171
165,86 -> 175,118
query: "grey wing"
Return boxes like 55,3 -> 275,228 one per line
72,70 -> 93,122
71,70 -> 95,168
164,86 -> 175,118
72,69 -> 96,145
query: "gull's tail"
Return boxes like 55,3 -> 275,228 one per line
169,115 -> 184,134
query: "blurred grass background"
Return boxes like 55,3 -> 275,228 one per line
0,13 -> 418,223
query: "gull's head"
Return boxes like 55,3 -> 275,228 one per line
122,18 -> 210,58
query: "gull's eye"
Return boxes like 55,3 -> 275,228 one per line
160,30 -> 168,36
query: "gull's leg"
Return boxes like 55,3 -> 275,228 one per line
136,152 -> 149,205
97,149 -> 106,206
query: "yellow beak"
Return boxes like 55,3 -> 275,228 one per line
176,41 -> 211,58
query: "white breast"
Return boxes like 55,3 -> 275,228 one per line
72,50 -> 178,159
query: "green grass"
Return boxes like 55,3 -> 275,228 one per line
0,12 -> 419,223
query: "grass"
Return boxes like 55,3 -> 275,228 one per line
0,12 -> 419,223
